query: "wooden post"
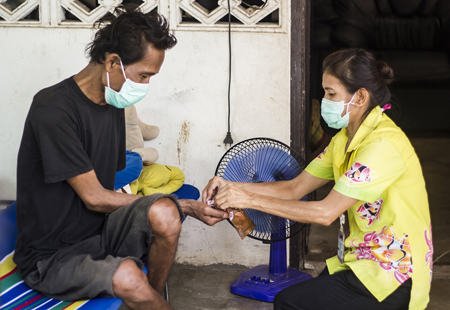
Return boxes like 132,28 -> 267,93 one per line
289,0 -> 311,270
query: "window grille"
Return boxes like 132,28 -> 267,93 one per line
0,0 -> 283,32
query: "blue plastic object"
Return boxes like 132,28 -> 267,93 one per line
230,221 -> 312,302
0,201 -> 17,260
171,184 -> 200,201
114,151 -> 143,190
230,264 -> 313,302
230,233 -> 312,302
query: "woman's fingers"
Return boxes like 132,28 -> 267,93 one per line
201,179 -> 213,202
215,183 -> 250,211
202,176 -> 228,202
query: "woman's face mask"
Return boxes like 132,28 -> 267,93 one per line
321,92 -> 357,129
105,60 -> 149,109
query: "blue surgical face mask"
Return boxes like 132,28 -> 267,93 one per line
321,93 -> 357,129
105,60 -> 149,109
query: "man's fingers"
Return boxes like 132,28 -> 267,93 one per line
205,217 -> 224,226
204,205 -> 228,218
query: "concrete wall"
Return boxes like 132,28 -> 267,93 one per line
0,21 -> 291,266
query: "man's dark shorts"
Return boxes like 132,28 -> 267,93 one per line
24,194 -> 183,301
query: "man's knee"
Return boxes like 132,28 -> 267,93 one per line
112,259 -> 154,303
148,197 -> 182,239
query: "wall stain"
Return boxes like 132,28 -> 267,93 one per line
177,121 -> 191,167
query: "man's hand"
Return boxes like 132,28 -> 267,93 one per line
179,199 -> 228,226
201,176 -> 230,203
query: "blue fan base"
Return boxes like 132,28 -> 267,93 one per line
230,265 -> 313,302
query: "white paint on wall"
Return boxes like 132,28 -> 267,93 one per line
0,21 -> 291,267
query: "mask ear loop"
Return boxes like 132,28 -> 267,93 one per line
119,59 -> 127,80
107,59 -> 126,90
345,92 -> 357,114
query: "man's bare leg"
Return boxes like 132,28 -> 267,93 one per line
113,259 -> 173,310
146,198 -> 182,293
112,198 -> 181,309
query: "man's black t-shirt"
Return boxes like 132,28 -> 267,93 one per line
14,77 -> 126,277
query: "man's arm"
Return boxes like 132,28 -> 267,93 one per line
67,169 -> 140,213
69,170 -> 229,225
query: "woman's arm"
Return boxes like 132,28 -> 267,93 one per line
213,183 -> 357,226
203,170 -> 330,203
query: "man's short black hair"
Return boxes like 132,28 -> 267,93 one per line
86,5 -> 177,65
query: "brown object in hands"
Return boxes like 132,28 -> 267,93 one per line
228,208 -> 255,240
206,200 -> 255,239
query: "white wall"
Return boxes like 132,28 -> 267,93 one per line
0,27 -> 94,200
0,25 -> 291,266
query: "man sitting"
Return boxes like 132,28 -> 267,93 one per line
14,5 -> 228,310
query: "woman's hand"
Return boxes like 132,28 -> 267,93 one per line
202,176 -> 230,203
213,182 -> 255,211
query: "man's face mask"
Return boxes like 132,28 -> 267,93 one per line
105,60 -> 149,109
321,92 -> 357,129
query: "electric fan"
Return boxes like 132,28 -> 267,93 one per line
215,137 -> 314,302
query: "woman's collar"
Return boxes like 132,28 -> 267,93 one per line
346,106 -> 383,152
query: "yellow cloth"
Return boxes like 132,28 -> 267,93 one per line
305,106 -> 433,310
130,164 -> 185,196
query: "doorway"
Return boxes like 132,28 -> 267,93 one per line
306,0 -> 450,269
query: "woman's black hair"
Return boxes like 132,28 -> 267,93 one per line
323,48 -> 395,117
86,4 -> 177,65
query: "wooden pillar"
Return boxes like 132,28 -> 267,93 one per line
289,0 -> 311,270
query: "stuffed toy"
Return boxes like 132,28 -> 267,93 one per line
125,105 -> 159,165
123,105 -> 185,196
130,164 -> 185,196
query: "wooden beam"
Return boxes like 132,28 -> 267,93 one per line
289,0 -> 311,270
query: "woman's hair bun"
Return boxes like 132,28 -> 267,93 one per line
378,61 -> 394,85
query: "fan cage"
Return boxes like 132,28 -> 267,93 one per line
215,137 -> 315,243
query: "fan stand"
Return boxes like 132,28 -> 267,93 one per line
230,230 -> 313,302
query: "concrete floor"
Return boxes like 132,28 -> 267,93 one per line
120,136 -> 450,309
162,263 -> 448,310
